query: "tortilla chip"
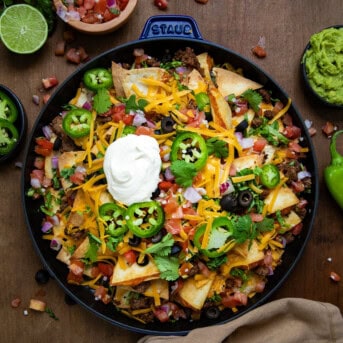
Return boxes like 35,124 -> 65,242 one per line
232,154 -> 263,172
208,84 -> 232,129
122,67 -> 168,98
56,246 -> 71,265
213,67 -> 262,97
110,257 -> 160,287
111,62 -> 128,98
177,272 -> 216,311
143,279 -> 169,300
221,240 -> 264,275
264,186 -> 300,214
183,69 -> 207,93
72,236 -> 90,259
283,210 -> 302,229
196,52 -> 213,82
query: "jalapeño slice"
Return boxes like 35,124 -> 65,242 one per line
0,90 -> 18,123
125,201 -> 164,238
170,131 -> 208,171
99,203 -> 128,237
0,118 -> 18,155
83,68 -> 113,91
62,109 -> 92,139
193,216 -> 235,258
260,164 -> 280,188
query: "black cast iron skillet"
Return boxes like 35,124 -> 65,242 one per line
21,15 -> 319,335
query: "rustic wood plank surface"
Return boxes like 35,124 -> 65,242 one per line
0,1 -> 342,342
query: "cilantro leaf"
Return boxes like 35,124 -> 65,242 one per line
160,61 -> 183,70
121,95 -> 149,113
206,255 -> 228,270
84,233 -> 100,263
170,160 -> 198,187
153,256 -> 180,281
93,88 -> 112,114
231,215 -> 256,243
145,233 -> 174,256
230,268 -> 249,282
255,217 -> 274,232
241,89 -> 262,113
206,137 -> 228,158
45,307 -> 59,320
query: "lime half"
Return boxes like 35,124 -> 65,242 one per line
0,4 -> 48,54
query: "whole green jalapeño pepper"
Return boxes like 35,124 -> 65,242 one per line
324,130 -> 343,209
83,68 -> 113,91
0,90 -> 18,123
62,109 -> 93,139
0,118 -> 19,155
193,216 -> 236,258
125,201 -> 165,238
99,203 -> 128,237
170,132 -> 208,171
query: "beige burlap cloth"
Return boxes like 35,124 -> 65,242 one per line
138,298 -> 343,343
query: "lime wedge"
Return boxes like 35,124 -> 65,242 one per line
0,4 -> 48,54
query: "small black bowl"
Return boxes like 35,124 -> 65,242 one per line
0,84 -> 27,164
301,25 -> 343,110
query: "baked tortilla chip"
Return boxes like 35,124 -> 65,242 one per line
111,62 -> 128,98
213,67 -> 262,97
110,257 -> 160,287
177,272 -> 216,311
196,52 -> 213,82
208,84 -> 232,129
183,69 -> 207,93
264,186 -> 300,214
231,154 -> 263,172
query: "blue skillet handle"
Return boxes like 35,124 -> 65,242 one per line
139,15 -> 203,40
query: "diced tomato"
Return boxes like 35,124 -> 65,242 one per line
43,94 -> 50,104
234,99 -> 249,115
253,137 -> 267,152
288,141 -> 302,153
42,77 -> 59,90
186,110 -> 206,128
75,0 -> 83,5
67,270 -> 83,284
94,0 -> 107,13
98,262 -> 114,277
283,125 -> 301,139
69,260 -> 85,276
250,212 -> 264,222
135,126 -> 154,136
118,0 -> 129,10
197,261 -> 211,278
103,8 -> 116,21
164,218 -> 182,235
70,171 -> 85,185
221,291 -> 248,308
36,137 -> 54,150
158,180 -> 173,192
282,113 -> 293,126
292,223 -> 303,236
83,0 -> 95,10
34,146 -> 52,157
82,12 -> 99,24
123,250 -> 136,265
154,308 -> 170,322
31,169 -> 44,183
252,45 -> 267,58
111,104 -> 126,122
154,0 -> 168,10
272,101 -> 284,114
76,6 -> 87,18
65,48 -> 81,64
291,180 -> 305,193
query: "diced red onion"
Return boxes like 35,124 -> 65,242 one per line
297,170 -> 311,180
50,238 -> 61,251
51,155 -> 59,169
32,95 -> 40,105
304,119 -> 312,129
107,0 -> 116,7
50,215 -> 60,226
175,66 -> 188,74
234,132 -> 243,142
132,111 -> 147,126
75,165 -> 87,174
183,187 -> 202,203
41,221 -> 53,233
164,167 -> 175,181
240,137 -> 254,149
267,266 -> 274,275
82,101 -> 92,111
220,180 -> 235,195
160,304 -> 171,314
15,161 -> 23,168
30,178 -> 41,189
146,119 -> 156,129
42,125 -> 53,140
66,10 -> 81,21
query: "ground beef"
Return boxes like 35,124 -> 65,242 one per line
188,263 -> 200,277
251,115 -> 263,128
62,137 -> 78,152
258,88 -> 271,104
295,205 -> 307,219
174,47 -> 201,71
255,266 -> 270,276
135,311 -> 155,323
263,110 -> 274,120
130,296 -> 153,310
51,115 -> 64,136
279,161 -> 301,182
133,281 -> 151,293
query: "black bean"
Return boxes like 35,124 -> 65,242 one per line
35,268 -> 50,285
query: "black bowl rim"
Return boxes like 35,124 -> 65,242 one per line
301,25 -> 343,109
0,84 -> 27,164
21,36 -> 319,336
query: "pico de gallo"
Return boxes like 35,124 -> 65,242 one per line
57,0 -> 130,24
26,47 -> 313,324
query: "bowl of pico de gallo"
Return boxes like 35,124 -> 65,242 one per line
54,0 -> 138,35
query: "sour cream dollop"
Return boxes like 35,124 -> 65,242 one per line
103,134 -> 161,206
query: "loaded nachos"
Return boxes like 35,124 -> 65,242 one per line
27,47 -> 312,323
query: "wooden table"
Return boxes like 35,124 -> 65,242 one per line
1,1 -> 342,342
